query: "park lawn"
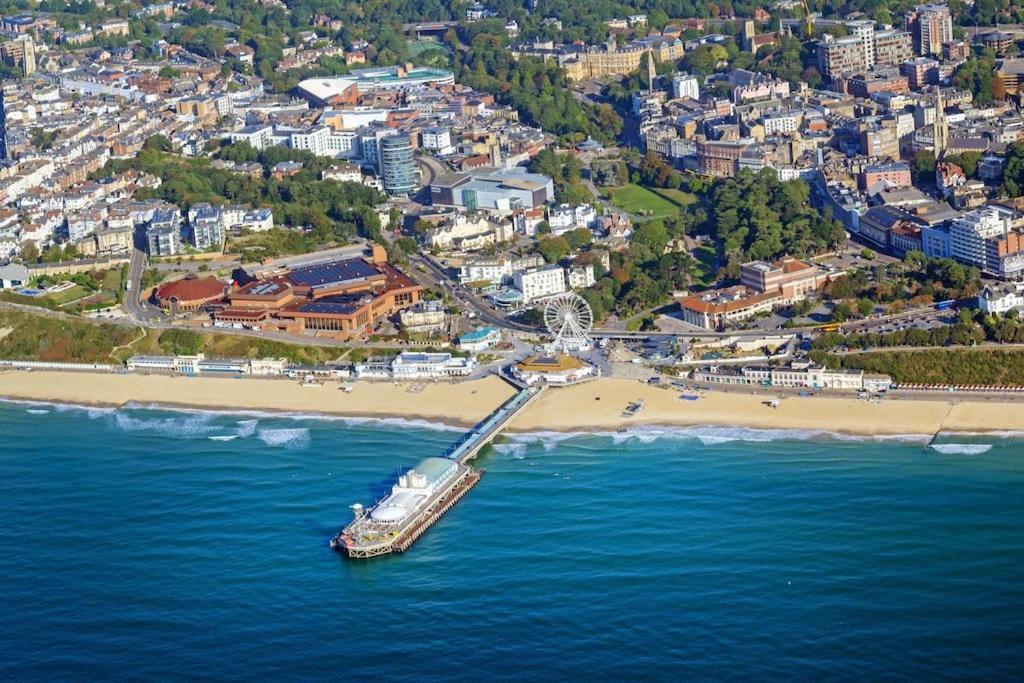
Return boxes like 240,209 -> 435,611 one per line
610,184 -> 680,219
692,244 -> 718,287
651,187 -> 699,207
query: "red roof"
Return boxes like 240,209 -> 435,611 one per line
155,276 -> 225,304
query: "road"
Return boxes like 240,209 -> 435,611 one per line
410,253 -> 541,333
124,247 -> 163,323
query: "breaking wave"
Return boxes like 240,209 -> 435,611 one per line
508,425 -> 932,448
112,410 -> 220,438
929,444 -> 994,455
492,443 -> 527,458
258,428 -> 311,449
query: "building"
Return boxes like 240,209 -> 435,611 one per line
980,31 -> 1016,57
976,283 -> 1024,314
556,36 -> 684,81
860,162 -> 912,190
379,134 -> 416,196
146,218 -> 182,257
357,352 -> 476,380
692,361 -> 890,392
153,276 -> 226,312
677,286 -> 779,329
0,262 -> 28,289
420,127 -> 453,154
672,73 -> 700,100
294,66 -> 455,105
681,257 -> 834,329
902,57 -> 939,89
188,203 -> 225,250
873,30 -> 913,67
399,299 -> 447,333
862,121 -> 900,160
513,265 -> 568,302
424,214 -> 513,252
996,59 -> 1024,98
907,4 -> 952,56
458,326 -> 502,351
740,257 -> 832,303
817,35 -> 868,80
219,256 -> 424,339
949,207 -> 1014,274
0,35 -> 35,76
430,168 -> 554,212
513,354 -> 595,385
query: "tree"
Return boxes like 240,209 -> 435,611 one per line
537,236 -> 570,263
520,307 -> 544,326
831,301 -> 853,322
562,227 -> 593,251
912,150 -> 936,183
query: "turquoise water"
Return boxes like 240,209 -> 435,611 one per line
1,401 -> 1023,680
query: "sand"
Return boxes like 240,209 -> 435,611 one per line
2,370 -> 1024,436
0,370 -> 517,427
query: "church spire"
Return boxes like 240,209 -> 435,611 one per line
934,87 -> 948,159
647,47 -> 656,95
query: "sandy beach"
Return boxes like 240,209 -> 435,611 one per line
2,370 -> 1024,436
0,370 -> 517,427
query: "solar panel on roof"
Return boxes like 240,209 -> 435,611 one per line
287,259 -> 378,287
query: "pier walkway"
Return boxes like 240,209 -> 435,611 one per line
444,383 -> 543,464
333,379 -> 544,559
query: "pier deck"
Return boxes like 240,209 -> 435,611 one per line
333,381 -> 543,559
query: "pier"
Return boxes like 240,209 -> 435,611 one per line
331,381 -> 544,559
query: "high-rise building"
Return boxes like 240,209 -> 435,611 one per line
380,134 -> 416,196
848,20 -> 876,69
817,35 -> 869,79
950,206 -> 1012,272
906,4 -> 953,56
873,30 -> 913,67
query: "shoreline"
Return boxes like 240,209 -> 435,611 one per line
3,370 -> 1024,437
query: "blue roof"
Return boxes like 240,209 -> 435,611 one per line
286,259 -> 378,288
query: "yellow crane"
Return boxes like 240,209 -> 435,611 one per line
801,0 -> 815,38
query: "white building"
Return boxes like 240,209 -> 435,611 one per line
389,352 -> 477,379
949,206 -> 1011,270
420,127 -> 454,155
565,263 -> 596,289
458,326 -> 502,351
547,204 -> 597,235
762,110 -> 803,136
459,254 -> 545,285
672,73 -> 700,100
977,283 -> 1024,314
425,215 -> 513,251
513,264 -> 568,302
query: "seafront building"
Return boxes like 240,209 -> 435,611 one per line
692,361 -> 892,392
125,354 -> 289,376
678,257 -> 837,329
354,352 -> 477,379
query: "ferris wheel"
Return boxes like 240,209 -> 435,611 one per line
543,293 -> 594,352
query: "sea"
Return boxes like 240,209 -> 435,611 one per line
1,399 -> 1023,681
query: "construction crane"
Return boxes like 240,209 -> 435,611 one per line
801,0 -> 815,39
